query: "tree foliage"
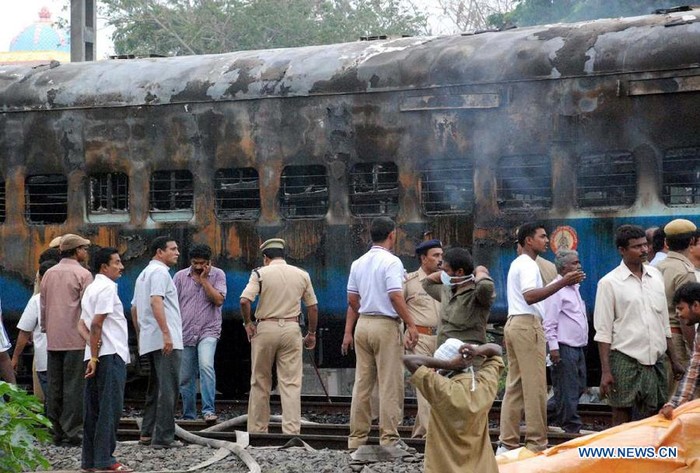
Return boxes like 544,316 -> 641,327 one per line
436,0 -> 515,32
489,0 -> 684,28
0,382 -> 51,473
102,0 -> 428,56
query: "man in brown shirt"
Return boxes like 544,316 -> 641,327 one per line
403,239 -> 443,438
655,219 -> 698,393
40,234 -> 93,446
423,247 -> 495,347
240,238 -> 318,435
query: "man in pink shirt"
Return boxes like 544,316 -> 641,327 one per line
544,249 -> 588,433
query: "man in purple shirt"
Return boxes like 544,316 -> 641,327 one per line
543,249 -> 588,433
173,244 -> 226,422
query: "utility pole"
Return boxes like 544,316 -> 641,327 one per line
70,0 -> 97,61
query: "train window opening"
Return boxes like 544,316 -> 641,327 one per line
279,165 -> 328,218
496,155 -> 552,209
88,172 -> 129,214
577,152 -> 636,208
214,168 -> 260,220
25,174 -> 68,224
150,170 -> 194,220
421,160 -> 474,215
349,162 -> 398,216
0,178 -> 5,223
663,148 -> 700,206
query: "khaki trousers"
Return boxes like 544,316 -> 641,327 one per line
407,333 -> 437,438
248,320 -> 303,434
349,316 -> 404,448
499,315 -> 547,452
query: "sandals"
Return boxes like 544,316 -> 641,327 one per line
204,413 -> 218,423
94,463 -> 134,472
138,436 -> 152,445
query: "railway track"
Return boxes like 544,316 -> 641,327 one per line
124,395 -> 613,429
117,419 -> 586,452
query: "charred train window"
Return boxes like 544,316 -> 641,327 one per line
577,152 -> 636,208
279,165 -> 328,218
214,168 -> 260,219
150,170 -> 193,213
663,148 -> 700,206
497,155 -> 551,209
421,161 -> 474,215
349,163 -> 398,216
89,173 -> 129,214
25,174 -> 68,224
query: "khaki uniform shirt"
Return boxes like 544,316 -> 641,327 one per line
403,268 -> 440,329
655,251 -> 696,329
536,256 -> 557,286
411,355 -> 505,473
423,277 -> 495,346
240,259 -> 317,319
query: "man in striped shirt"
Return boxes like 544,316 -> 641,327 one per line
660,282 -> 700,419
174,244 -> 226,422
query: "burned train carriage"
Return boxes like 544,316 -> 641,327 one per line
0,8 -> 699,395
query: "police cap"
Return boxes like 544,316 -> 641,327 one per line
415,239 -> 442,255
664,219 -> 697,236
260,238 -> 286,251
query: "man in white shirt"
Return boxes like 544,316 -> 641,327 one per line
12,260 -> 58,397
0,298 -> 15,384
595,224 -> 683,426
342,217 -> 419,450
131,236 -> 183,449
78,247 -> 132,472
498,222 -> 584,453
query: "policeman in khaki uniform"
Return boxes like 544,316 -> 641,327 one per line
240,238 -> 318,435
403,239 -> 443,438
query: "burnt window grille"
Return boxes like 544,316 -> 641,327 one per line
349,162 -> 398,216
279,165 -> 328,218
0,177 -> 5,223
496,155 -> 551,209
150,170 -> 194,213
214,168 -> 260,220
88,172 -> 129,214
25,174 -> 68,224
663,148 -> 700,206
421,160 -> 474,215
577,152 -> 636,208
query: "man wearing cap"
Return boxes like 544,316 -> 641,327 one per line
40,233 -> 93,446
404,340 -> 504,473
656,219 -> 698,392
240,238 -> 318,435
403,239 -> 443,438
342,217 -> 419,450
131,236 -> 183,448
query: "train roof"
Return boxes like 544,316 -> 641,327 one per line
0,8 -> 699,112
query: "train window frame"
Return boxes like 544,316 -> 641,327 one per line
420,160 -> 474,216
279,165 -> 329,219
662,148 -> 700,207
0,176 -> 5,224
87,172 -> 130,223
149,169 -> 194,222
349,162 -> 399,217
577,151 -> 636,209
25,174 -> 69,225
496,155 -> 552,210
214,167 -> 261,220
